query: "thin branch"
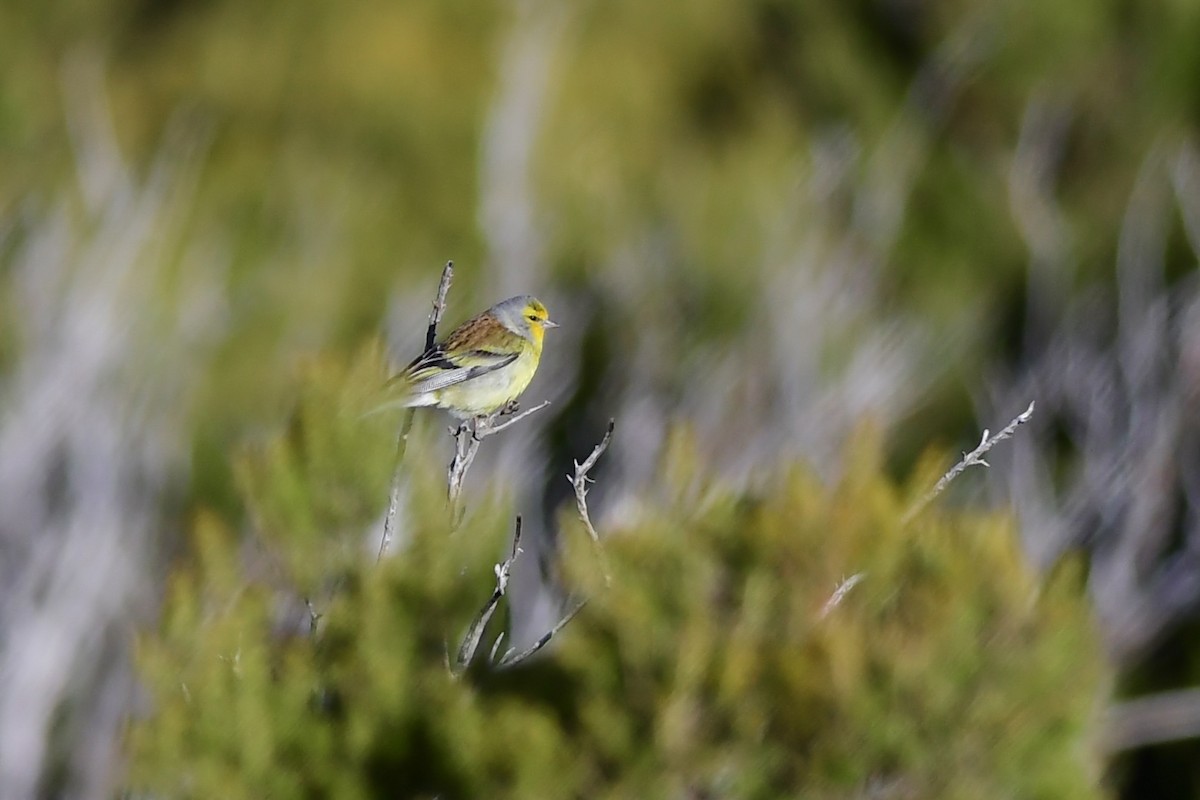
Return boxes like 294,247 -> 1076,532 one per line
453,517 -> 524,675
376,410 -> 415,562
818,572 -> 866,619
902,401 -> 1036,524
497,598 -> 588,669
446,400 -> 552,529
425,260 -> 454,352
446,421 -> 479,527
488,631 -> 507,664
567,420 -> 614,585
377,262 -> 454,562
304,598 -> 323,636
487,399 -> 552,434
570,419 -> 614,544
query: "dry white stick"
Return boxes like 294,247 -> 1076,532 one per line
424,261 -> 455,351
377,261 -> 455,562
901,400 -> 1036,524
488,632 -> 507,664
454,517 -> 524,674
818,572 -> 866,619
567,420 -> 615,585
487,400 -> 552,434
376,439 -> 413,562
570,419 -> 614,544
446,419 -> 478,520
496,598 -> 588,669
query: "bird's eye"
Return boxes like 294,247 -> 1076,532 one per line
527,313 -> 539,321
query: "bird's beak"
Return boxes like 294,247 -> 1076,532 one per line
543,318 -> 559,329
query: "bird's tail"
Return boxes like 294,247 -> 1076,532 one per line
357,372 -> 437,419
359,396 -> 441,419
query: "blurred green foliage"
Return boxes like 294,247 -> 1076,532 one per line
126,355 -> 1106,798
4,0 -> 1200,503
2,0 -> 1196,311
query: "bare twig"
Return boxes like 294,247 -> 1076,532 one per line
468,422 -> 617,670
567,420 -> 615,585
570,419 -> 614,544
446,400 -> 552,529
453,517 -> 524,674
818,572 -> 866,619
496,598 -> 588,669
377,262 -> 454,561
446,420 -> 478,521
488,632 -> 507,664
304,598 -> 323,636
425,261 -> 454,351
375,413 -> 413,561
453,420 -> 615,672
487,399 -> 552,434
902,401 -> 1036,524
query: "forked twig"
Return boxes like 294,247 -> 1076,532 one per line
496,598 -> 588,669
453,421 -> 616,672
901,400 -> 1036,524
377,261 -> 455,561
570,419 -> 614,544
568,420 -> 615,585
447,400 -> 552,529
492,422 -> 617,666
453,516 -> 524,674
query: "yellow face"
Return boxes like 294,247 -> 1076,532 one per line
520,299 -> 558,342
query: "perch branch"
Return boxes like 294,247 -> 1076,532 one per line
486,400 -> 553,434
446,399 -> 552,529
377,260 -> 455,562
902,400 -> 1036,524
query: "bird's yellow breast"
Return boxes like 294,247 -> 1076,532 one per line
432,346 -> 540,417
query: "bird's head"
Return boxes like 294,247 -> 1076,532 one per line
492,295 -> 558,345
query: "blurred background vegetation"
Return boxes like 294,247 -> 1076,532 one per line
2,0 -> 1200,796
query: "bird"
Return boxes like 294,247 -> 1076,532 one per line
373,295 -> 557,419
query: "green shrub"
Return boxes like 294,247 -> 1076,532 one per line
126,361 -> 1106,798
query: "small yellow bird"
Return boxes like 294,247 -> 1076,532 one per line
377,295 -> 557,418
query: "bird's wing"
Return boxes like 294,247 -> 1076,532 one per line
392,347 -> 518,395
